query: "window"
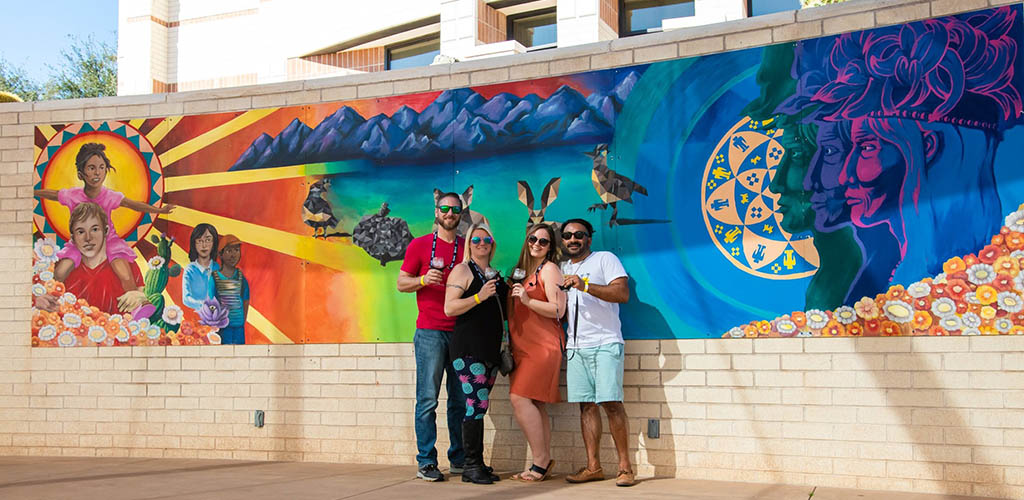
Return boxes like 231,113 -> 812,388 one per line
748,0 -> 801,16
386,36 -> 440,70
620,0 -> 695,36
508,8 -> 557,49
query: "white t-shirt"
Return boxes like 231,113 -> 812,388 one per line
561,251 -> 628,349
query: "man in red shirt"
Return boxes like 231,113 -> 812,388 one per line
35,203 -> 148,315
398,192 -> 466,482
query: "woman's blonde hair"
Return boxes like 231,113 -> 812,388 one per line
463,222 -> 496,265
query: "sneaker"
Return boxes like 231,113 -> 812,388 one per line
449,464 -> 464,475
417,464 -> 444,482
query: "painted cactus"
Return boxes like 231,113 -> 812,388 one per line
144,233 -> 183,331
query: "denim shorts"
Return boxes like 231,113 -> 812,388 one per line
566,342 -> 624,403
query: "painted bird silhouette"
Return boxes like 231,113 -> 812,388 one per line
302,179 -> 347,238
585,144 -> 649,226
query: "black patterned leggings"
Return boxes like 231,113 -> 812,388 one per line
451,355 -> 497,422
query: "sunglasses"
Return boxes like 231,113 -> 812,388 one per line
562,231 -> 589,240
470,236 -> 493,245
437,205 -> 462,214
527,235 -> 550,247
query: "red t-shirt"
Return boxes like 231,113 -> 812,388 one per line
401,233 -> 464,331
64,259 -> 145,315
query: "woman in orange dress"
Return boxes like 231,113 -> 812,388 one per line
508,223 -> 565,482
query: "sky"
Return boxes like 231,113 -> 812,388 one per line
0,0 -> 118,82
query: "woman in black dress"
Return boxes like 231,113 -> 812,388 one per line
443,223 -> 508,484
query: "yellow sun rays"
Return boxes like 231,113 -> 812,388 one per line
158,109 -> 278,168
145,116 -> 184,147
169,206 -> 362,272
165,239 -> 294,344
163,162 -> 355,193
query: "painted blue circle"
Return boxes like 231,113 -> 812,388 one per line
462,382 -> 473,394
469,362 -> 486,375
466,405 -> 475,417
476,388 -> 489,401
453,358 -> 466,371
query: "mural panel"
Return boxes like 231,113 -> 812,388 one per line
30,6 -> 1024,346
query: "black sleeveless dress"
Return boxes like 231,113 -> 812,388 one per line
450,262 -> 508,366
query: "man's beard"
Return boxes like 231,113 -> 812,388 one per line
437,216 -> 459,231
565,242 -> 586,256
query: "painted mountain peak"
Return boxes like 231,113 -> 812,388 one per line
229,69 -> 644,170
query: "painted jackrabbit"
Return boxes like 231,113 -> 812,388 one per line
516,177 -> 561,231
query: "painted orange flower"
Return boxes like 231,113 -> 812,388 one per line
881,321 -> 902,336
976,285 -> 998,305
854,297 -> 880,319
930,283 -> 949,299
995,256 -> 1020,277
52,282 -> 65,295
943,256 -> 966,274
979,326 -> 998,335
864,318 -> 882,336
993,275 -> 1014,291
791,311 -> 807,329
1011,325 -> 1024,335
1006,232 -> 1024,250
743,324 -> 758,338
823,321 -> 844,337
992,234 -> 1006,247
956,301 -> 970,315
964,254 -> 980,268
912,311 -> 932,330
946,279 -> 971,299
913,297 -> 931,310
846,322 -> 863,336
978,244 -> 1002,264
757,320 -> 772,336
928,325 -> 948,336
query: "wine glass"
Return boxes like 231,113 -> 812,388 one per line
484,267 -> 499,280
429,257 -> 445,270
511,267 -> 527,284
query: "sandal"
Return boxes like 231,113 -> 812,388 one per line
512,459 -> 554,482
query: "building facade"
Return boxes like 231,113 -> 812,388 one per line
117,0 -> 801,94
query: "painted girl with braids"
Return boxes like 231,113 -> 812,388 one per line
35,142 -> 175,302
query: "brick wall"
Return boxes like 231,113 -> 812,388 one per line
3,0 -> 1024,498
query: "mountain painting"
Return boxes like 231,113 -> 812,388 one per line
30,5 -> 1024,346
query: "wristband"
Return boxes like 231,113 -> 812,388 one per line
583,278 -> 590,294
420,276 -> 426,286
474,294 -> 481,304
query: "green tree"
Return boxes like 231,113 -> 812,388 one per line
44,34 -> 117,100
0,34 -> 116,102
0,58 -> 42,101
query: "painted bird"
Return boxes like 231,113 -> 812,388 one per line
585,144 -> 648,226
302,178 -> 340,238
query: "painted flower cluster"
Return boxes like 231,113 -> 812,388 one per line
724,206 -> 1024,338
31,239 -> 221,348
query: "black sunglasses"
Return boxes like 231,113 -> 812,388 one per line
437,205 -> 462,214
527,235 -> 550,246
470,236 -> 493,245
561,231 -> 589,240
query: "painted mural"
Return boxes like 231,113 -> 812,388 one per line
30,5 -> 1024,346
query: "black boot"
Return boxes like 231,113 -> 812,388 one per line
461,419 -> 493,484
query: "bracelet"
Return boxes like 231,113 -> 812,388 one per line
420,276 -> 425,286
474,294 -> 481,304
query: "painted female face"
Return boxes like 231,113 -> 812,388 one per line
805,121 -> 853,232
469,228 -> 493,260
842,119 -> 906,228
768,123 -> 815,234
195,229 -> 214,259
78,154 -> 108,189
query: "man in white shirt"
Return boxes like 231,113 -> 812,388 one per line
559,218 -> 636,487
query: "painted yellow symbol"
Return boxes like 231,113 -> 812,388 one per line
783,249 -> 796,270
724,227 -> 741,244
